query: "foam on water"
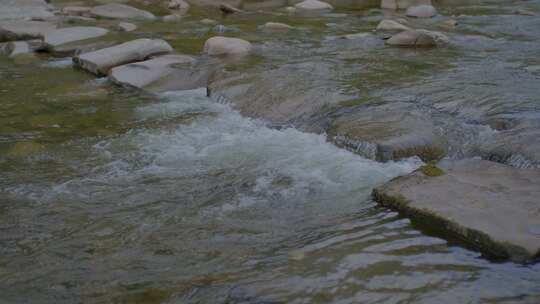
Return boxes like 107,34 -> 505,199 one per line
44,89 -> 422,208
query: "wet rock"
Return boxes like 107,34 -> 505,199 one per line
117,22 -> 136,32
406,4 -> 437,18
329,102 -> 446,162
5,39 -> 44,57
203,36 -> 252,56
208,62 -> 352,126
162,14 -> 182,22
0,20 -> 56,42
386,29 -> 448,47
263,22 -> 294,31
294,0 -> 333,14
44,26 -> 109,49
373,158 -> 540,263
73,38 -> 173,75
376,19 -> 411,31
109,54 -> 209,92
89,3 -> 156,20
0,0 -> 54,21
61,6 -> 92,16
381,0 -> 431,10
515,9 -> 536,16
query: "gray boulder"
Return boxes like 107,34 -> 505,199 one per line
109,54 -> 209,92
89,3 -> 156,20
44,26 -> 109,48
0,20 -> 56,42
373,158 -> 540,263
73,38 -> 173,75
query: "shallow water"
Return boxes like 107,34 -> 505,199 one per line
1,89 -> 540,303
2,0 -> 540,303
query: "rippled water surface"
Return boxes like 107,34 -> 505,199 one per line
2,0 -> 540,303
1,89 -> 539,303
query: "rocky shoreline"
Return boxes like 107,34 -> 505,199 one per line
1,0 -> 539,263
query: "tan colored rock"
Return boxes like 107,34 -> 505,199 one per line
373,158 -> 540,263
203,36 -> 252,56
73,38 -> 173,75
162,14 -> 182,22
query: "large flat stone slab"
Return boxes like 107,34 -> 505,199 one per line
73,38 -> 173,75
89,3 -> 156,20
0,20 -> 56,42
373,159 -> 540,263
44,26 -> 109,48
109,54 -> 209,92
0,0 -> 53,21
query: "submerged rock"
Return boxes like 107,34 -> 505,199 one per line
373,158 -> 540,263
381,0 -> 431,9
203,36 -> 252,56
386,29 -> 448,47
0,20 -> 56,42
168,0 -> 190,11
376,19 -> 411,31
406,4 -> 437,18
89,3 -> 156,20
73,38 -> 173,75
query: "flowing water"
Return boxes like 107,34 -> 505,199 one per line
1,87 -> 539,303
2,0 -> 540,303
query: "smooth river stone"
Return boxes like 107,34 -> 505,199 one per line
0,0 -> 53,21
203,36 -> 252,56
109,54 -> 195,89
44,26 -> 109,47
73,38 -> 173,75
373,158 -> 540,263
89,3 -> 156,20
0,20 -> 56,42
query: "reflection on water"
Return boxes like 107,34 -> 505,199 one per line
1,90 -> 539,303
